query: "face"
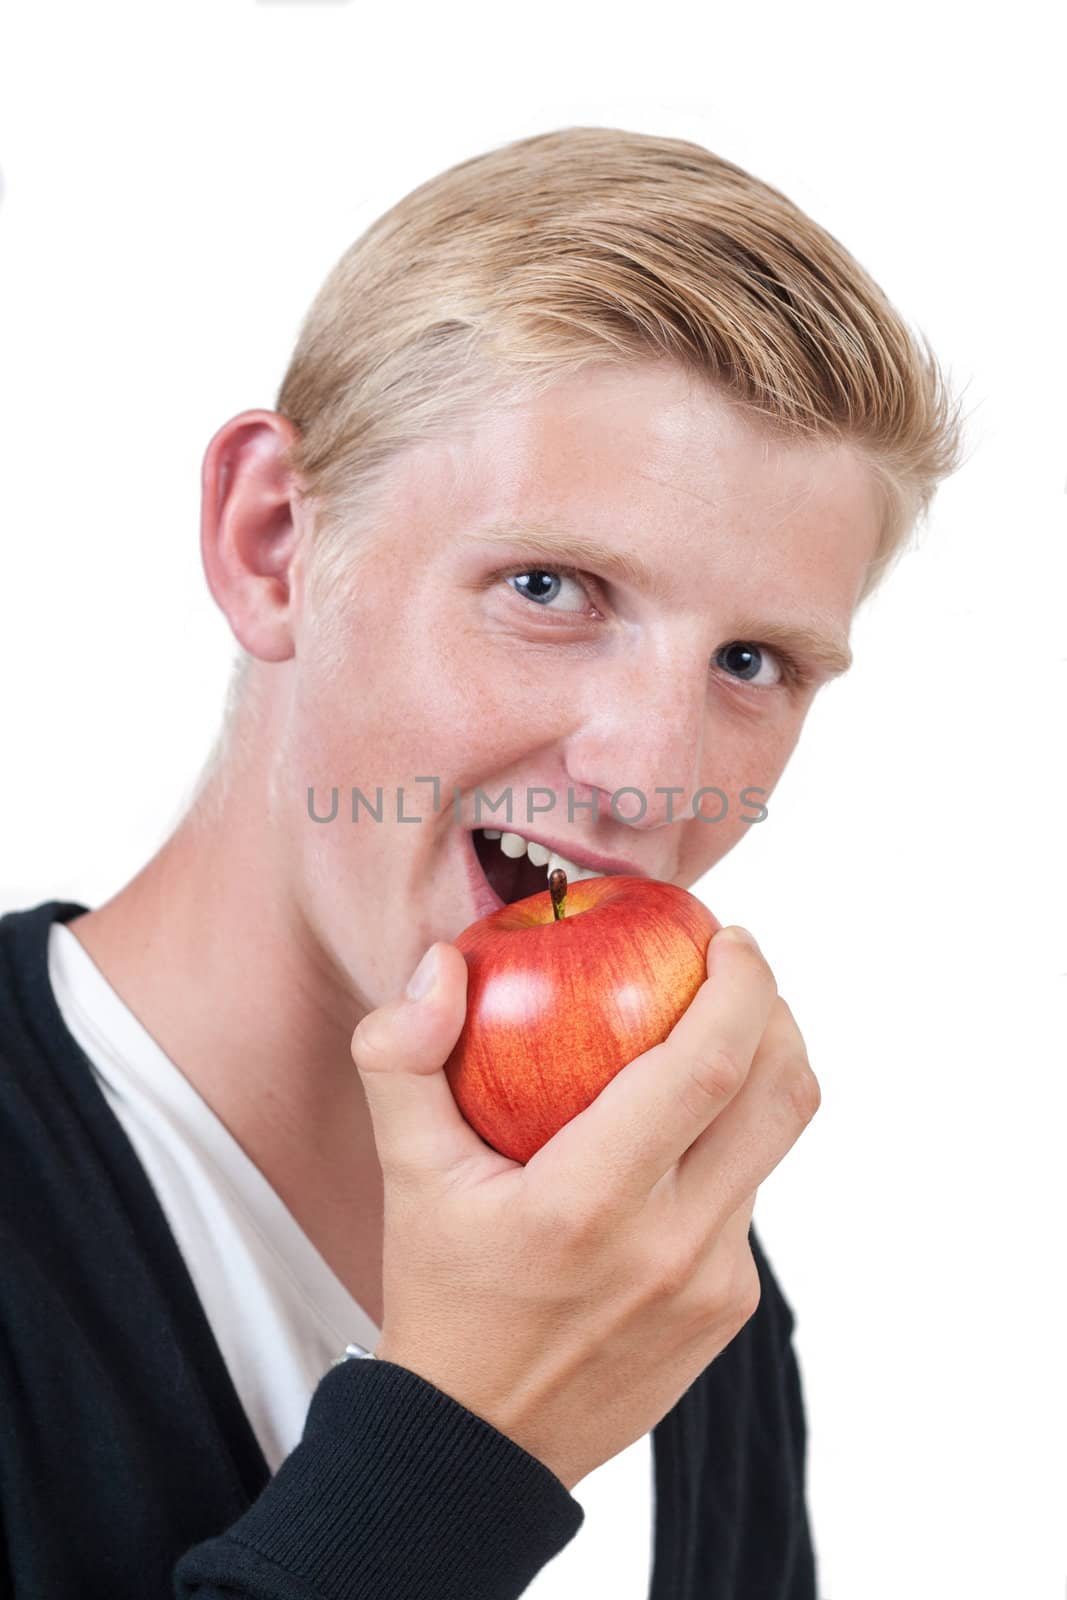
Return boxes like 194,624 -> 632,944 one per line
274,361 -> 883,1010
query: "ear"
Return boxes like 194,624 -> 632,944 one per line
200,410 -> 308,664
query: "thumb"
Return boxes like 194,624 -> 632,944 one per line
351,941 -> 486,1182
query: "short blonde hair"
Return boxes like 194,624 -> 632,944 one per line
224,126 -> 968,720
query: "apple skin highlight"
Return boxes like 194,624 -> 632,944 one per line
443,875 -> 721,1164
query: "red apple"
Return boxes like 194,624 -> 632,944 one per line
444,869 -> 721,1164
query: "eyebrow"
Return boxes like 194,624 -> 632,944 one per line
461,519 -> 854,679
461,519 -> 665,594
729,618 -> 853,678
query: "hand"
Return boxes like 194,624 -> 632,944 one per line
350,924 -> 820,1492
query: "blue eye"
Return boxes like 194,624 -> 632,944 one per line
507,569 -> 589,613
501,567 -> 804,691
716,642 -> 784,688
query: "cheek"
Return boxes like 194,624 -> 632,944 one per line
681,711 -> 799,842
313,654 -> 542,810
676,770 -> 773,881
429,625 -> 581,754
699,707 -> 795,787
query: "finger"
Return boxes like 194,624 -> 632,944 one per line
529,927 -> 777,1207
350,941 -> 492,1183
673,995 -> 820,1222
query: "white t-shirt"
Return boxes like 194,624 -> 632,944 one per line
47,921 -> 655,1595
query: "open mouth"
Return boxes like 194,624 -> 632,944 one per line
470,827 -> 609,908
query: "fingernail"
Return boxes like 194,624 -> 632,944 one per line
405,944 -> 439,1001
719,925 -> 761,954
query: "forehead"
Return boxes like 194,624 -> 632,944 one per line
425,361 -> 885,623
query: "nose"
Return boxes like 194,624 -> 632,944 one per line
561,651 -> 709,830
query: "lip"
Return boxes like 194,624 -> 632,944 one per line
459,826 -> 507,921
468,824 -> 651,880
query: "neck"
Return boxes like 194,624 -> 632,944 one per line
66,735 -> 385,1295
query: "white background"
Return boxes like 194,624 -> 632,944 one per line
1,3 -> 1064,1596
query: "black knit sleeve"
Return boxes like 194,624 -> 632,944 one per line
172,1357 -> 585,1600
778,1326 -> 817,1599
750,1226 -> 818,1600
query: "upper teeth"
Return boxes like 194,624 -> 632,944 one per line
480,829 -> 605,882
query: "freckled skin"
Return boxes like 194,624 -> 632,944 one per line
66,360 -> 884,1302
278,360 -> 882,1012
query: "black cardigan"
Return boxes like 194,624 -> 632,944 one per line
0,899 -> 817,1599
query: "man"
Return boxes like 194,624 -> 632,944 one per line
0,126 -> 963,1597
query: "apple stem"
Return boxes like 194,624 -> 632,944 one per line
549,867 -> 568,921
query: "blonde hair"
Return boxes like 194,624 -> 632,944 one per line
213,126 -> 969,761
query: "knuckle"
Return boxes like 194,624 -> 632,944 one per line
685,1043 -> 746,1110
350,1013 -> 390,1071
772,994 -> 799,1031
674,1214 -> 763,1319
567,1206 -> 611,1255
732,1262 -> 763,1327
727,941 -> 780,1005
525,1188 -> 567,1240
655,1238 -> 701,1300
769,995 -> 807,1054
529,1187 -> 606,1254
760,957 -> 780,1001
786,1062 -> 823,1124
